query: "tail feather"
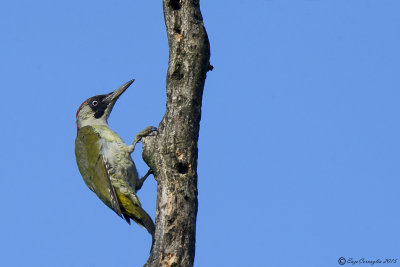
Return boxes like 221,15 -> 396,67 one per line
127,206 -> 155,252
129,206 -> 155,237
117,191 -> 155,251
116,191 -> 154,235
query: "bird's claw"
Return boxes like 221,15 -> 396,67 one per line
145,126 -> 158,136
129,126 -> 158,153
136,169 -> 153,191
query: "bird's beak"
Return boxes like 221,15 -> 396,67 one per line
103,79 -> 134,118
106,79 -> 135,102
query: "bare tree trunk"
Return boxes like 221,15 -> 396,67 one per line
142,0 -> 211,266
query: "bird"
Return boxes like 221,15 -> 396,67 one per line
75,79 -> 156,239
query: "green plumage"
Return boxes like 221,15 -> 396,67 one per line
75,125 -> 155,236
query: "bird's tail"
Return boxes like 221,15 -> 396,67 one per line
117,190 -> 155,251
117,190 -> 154,236
127,206 -> 155,237
123,206 -> 155,252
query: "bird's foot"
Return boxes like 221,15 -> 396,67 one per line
136,169 -> 153,191
128,126 -> 158,153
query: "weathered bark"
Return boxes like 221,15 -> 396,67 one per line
142,0 -> 210,266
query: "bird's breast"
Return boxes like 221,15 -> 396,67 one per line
99,136 -> 139,191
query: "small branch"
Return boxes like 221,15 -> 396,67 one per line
142,0 -> 210,266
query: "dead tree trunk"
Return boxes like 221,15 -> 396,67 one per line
142,0 -> 211,266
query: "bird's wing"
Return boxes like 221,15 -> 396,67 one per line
75,126 -> 122,217
94,154 -> 122,216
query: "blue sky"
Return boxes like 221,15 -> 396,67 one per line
1,1 -> 399,266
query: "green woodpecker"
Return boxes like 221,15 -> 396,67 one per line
75,79 -> 156,238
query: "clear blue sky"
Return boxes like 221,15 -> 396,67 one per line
1,1 -> 399,266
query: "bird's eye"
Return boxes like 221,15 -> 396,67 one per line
92,100 -> 98,106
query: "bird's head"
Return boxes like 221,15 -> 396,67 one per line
76,79 -> 134,132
